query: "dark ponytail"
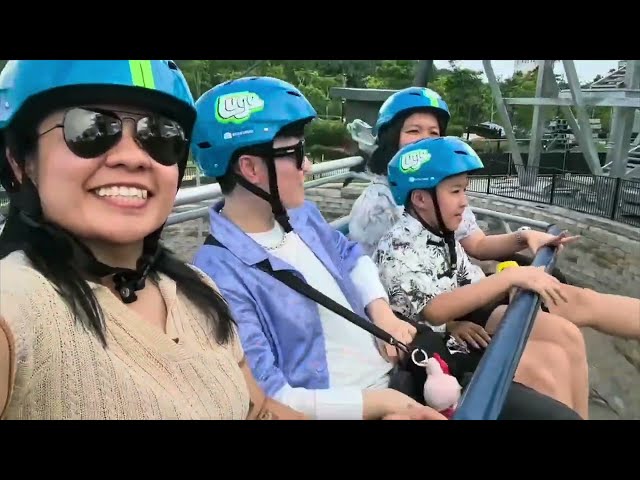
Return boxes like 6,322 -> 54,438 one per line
367,118 -> 404,176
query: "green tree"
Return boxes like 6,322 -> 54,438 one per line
500,70 -> 537,134
441,65 -> 491,129
364,60 -> 416,89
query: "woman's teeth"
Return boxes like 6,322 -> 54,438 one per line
95,186 -> 148,199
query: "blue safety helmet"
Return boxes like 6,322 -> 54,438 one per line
0,60 -> 195,131
0,60 -> 196,190
388,136 -> 484,206
374,87 -> 450,137
191,76 -> 317,178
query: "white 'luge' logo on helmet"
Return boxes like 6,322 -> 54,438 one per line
400,149 -> 431,173
215,91 -> 265,124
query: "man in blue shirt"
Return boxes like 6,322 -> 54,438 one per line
190,76 -> 431,420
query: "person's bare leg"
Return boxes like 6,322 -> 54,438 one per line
526,311 -> 590,419
485,306 -> 590,419
512,340 -> 578,415
548,285 -> 640,340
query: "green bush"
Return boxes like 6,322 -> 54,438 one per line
306,118 -> 349,148
446,124 -> 465,138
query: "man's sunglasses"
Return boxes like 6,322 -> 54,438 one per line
248,140 -> 307,170
39,107 -> 189,166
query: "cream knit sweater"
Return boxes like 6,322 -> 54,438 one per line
0,251 -> 250,420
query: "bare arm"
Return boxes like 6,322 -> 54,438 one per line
461,229 -> 577,262
0,317 -> 10,417
421,273 -> 512,326
460,230 -> 526,261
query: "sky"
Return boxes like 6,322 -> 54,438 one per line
433,60 -> 621,83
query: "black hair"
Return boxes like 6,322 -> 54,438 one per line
0,122 -> 236,348
368,106 -> 448,176
217,119 -> 309,195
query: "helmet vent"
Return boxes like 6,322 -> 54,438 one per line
287,90 -> 302,97
197,141 -> 212,149
454,150 -> 469,155
167,61 -> 178,70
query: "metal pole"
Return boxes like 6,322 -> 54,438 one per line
482,61 -> 527,183
413,60 -> 433,87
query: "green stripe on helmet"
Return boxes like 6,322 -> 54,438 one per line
129,60 -> 156,89
422,88 -> 440,108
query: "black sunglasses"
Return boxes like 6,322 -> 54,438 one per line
248,140 -> 307,170
39,107 -> 189,166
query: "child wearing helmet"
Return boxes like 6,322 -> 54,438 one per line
347,86 -> 575,264
0,60 -> 310,420
374,136 -> 591,419
191,76 -> 445,421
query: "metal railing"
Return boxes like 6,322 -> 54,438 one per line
167,156 -> 363,226
169,155 -> 560,420
468,170 -> 640,228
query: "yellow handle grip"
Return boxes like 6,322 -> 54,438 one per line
496,260 -> 519,273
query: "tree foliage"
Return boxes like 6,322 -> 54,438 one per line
0,60 -> 617,151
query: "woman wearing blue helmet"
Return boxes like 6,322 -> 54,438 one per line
348,87 -> 451,255
348,86 -> 574,262
0,61 -> 309,420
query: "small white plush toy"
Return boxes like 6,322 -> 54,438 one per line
422,353 -> 462,419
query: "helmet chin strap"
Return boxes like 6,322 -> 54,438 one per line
411,190 -> 457,276
231,154 -> 293,233
13,177 -> 162,304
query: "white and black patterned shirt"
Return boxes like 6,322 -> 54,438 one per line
348,177 -> 481,257
373,212 -> 486,333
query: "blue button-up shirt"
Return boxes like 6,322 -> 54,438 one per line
192,200 -> 369,397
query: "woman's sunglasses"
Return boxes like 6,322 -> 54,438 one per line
39,107 -> 189,166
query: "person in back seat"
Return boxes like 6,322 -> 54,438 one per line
348,86 -> 576,265
374,136 -> 591,419
190,76 -> 584,420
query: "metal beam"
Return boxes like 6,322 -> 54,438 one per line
527,61 -> 555,174
505,96 -> 639,108
545,70 -> 589,173
562,60 -> 603,175
607,61 -> 640,178
482,61 -> 527,183
625,165 -> 640,179
608,108 -> 635,177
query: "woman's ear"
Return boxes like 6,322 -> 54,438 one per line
5,147 -> 23,184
